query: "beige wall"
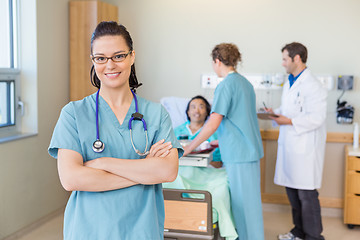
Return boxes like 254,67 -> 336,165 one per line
115,0 -> 359,204
119,0 -> 360,206
116,0 -> 360,132
0,0 -> 70,238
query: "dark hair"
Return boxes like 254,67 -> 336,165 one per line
186,95 -> 211,121
90,21 -> 142,91
281,42 -> 308,63
211,43 -> 241,68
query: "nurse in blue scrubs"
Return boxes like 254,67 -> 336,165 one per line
183,43 -> 264,240
48,21 -> 183,240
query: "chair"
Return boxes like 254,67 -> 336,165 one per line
163,188 -> 219,240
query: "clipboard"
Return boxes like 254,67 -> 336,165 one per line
257,112 -> 279,120
179,153 -> 213,167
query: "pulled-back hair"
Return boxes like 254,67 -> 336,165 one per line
90,21 -> 142,91
186,95 -> 211,121
281,42 -> 308,63
211,43 -> 241,69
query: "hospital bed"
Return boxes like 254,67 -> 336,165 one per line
163,189 -> 217,240
160,96 -> 214,167
161,97 -> 238,240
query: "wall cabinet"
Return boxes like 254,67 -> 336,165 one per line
344,145 -> 360,228
69,0 -> 118,101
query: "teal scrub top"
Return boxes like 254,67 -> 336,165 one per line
48,92 -> 183,240
211,72 -> 263,163
174,121 -> 221,161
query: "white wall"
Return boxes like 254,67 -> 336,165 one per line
117,0 -> 360,132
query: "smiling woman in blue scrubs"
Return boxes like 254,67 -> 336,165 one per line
183,43 -> 264,240
48,21 -> 183,240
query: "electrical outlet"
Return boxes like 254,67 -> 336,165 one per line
201,74 -> 220,89
316,75 -> 335,90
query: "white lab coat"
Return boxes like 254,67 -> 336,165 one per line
274,69 -> 327,190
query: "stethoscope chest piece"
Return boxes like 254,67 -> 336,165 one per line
93,89 -> 149,156
92,139 -> 105,153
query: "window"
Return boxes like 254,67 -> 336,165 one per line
0,0 -> 18,69
0,0 -> 22,140
0,79 -> 15,127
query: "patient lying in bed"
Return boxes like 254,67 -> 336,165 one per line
174,95 -> 222,168
162,95 -> 238,240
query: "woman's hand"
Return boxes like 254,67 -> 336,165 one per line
146,139 -> 172,158
210,140 -> 219,147
182,145 -> 192,157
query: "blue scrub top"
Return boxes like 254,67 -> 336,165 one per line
174,121 -> 221,161
211,72 -> 263,163
48,92 -> 183,240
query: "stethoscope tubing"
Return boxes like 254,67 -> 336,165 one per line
95,90 -> 101,140
93,89 -> 149,156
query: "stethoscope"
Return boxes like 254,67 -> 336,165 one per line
92,89 -> 149,156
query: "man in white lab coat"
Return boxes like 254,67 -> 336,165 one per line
268,42 -> 327,240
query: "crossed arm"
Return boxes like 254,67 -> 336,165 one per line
57,139 -> 178,192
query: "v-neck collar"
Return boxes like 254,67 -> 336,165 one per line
92,93 -> 136,130
288,67 -> 306,88
287,68 -> 308,93
186,121 -> 202,136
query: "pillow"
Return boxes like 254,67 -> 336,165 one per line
160,97 -> 190,128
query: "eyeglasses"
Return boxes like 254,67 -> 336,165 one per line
91,50 -> 133,64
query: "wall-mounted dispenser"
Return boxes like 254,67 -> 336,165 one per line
338,75 -> 354,90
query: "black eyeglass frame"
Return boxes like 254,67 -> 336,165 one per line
91,50 -> 133,64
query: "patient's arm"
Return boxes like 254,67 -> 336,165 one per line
210,161 -> 223,168
183,112 -> 223,156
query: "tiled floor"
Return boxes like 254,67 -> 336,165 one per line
263,206 -> 360,240
11,204 -> 360,240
